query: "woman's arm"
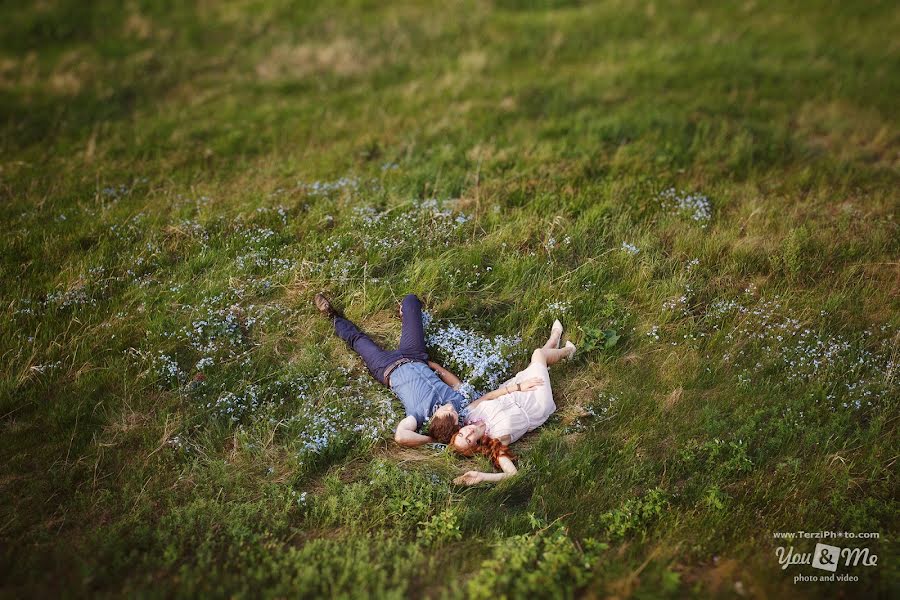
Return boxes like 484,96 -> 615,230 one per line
466,377 -> 544,411
453,456 -> 518,486
427,361 -> 462,389
465,387 -> 505,411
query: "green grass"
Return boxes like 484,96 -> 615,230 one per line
1,0 -> 898,597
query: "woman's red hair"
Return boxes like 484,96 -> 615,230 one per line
449,432 -> 515,470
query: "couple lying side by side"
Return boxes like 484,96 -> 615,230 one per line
314,293 -> 575,486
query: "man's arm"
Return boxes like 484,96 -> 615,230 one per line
453,456 -> 518,485
427,361 -> 462,389
394,415 -> 433,447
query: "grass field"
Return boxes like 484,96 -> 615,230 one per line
1,0 -> 898,597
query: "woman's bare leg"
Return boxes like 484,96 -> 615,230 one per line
531,342 -> 575,367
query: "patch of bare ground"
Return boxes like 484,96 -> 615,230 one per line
795,100 -> 899,169
605,545 -> 674,600
0,52 -> 38,89
122,10 -> 154,40
49,50 -> 95,95
255,38 -> 379,81
658,347 -> 699,388
678,556 -> 769,598
662,386 -> 683,411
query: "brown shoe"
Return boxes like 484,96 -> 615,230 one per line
314,292 -> 340,318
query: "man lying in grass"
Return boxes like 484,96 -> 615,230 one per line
449,320 -> 575,485
315,292 -> 575,485
315,292 -> 464,445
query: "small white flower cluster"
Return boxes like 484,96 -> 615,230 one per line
150,289 -> 282,383
108,212 -> 148,243
422,311 -> 522,392
250,205 -> 289,226
304,199 -> 474,285
707,298 -> 741,318
567,392 -> 618,433
291,490 -> 308,506
305,256 -> 358,283
302,235 -> 360,284
229,224 -> 287,275
123,246 -> 162,283
171,193 -> 213,208
272,371 -> 398,459
30,361 -> 63,374
181,290 -> 279,352
207,384 -> 267,422
176,219 -> 210,245
591,391 -> 618,417
202,375 -> 311,423
44,286 -> 94,309
14,299 -> 37,316
299,176 -> 361,196
347,198 -> 472,254
710,297 -> 895,411
621,241 -> 640,255
447,263 -> 492,290
544,300 -> 572,316
662,295 -> 688,311
37,265 -> 120,312
154,352 -> 186,385
182,307 -> 251,356
100,178 -> 147,201
235,249 -> 293,276
661,259 -> 700,315
238,225 -> 277,245
296,404 -> 347,453
455,381 -> 478,402
101,183 -> 132,199
659,188 -> 712,225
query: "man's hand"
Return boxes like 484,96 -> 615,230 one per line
453,471 -> 486,486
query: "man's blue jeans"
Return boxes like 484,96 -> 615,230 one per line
332,294 -> 429,385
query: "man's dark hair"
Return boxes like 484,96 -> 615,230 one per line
429,413 -> 460,444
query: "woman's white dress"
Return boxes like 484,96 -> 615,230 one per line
466,360 -> 555,443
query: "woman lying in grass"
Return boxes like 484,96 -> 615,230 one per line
451,320 -> 575,486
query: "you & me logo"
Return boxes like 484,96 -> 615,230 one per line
774,539 -> 878,584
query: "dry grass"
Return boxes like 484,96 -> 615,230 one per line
255,38 -> 379,81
